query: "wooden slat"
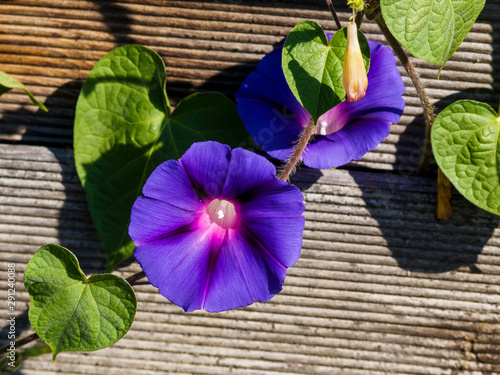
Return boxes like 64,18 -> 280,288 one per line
0,0 -> 499,171
1,0 -> 500,373
0,145 -> 499,374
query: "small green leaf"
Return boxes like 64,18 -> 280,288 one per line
74,45 -> 248,271
431,100 -> 500,215
0,71 -> 47,111
381,0 -> 485,66
282,20 -> 370,122
24,244 -> 137,360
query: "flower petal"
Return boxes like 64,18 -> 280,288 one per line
304,118 -> 391,169
236,48 -> 309,161
222,147 -> 276,199
134,226 -> 212,312
236,100 -> 303,161
235,39 -> 405,170
203,229 -> 287,312
238,179 -> 305,267
129,196 -> 201,245
317,40 -> 405,133
235,49 -> 307,117
141,160 -> 202,211
132,141 -> 307,313
180,141 -> 231,198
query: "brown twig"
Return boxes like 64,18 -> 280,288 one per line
0,332 -> 40,355
435,168 -> 453,220
325,0 -> 342,30
126,271 -> 146,286
278,118 -> 315,182
367,7 -> 435,175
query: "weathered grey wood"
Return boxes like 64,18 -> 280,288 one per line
0,145 -> 499,374
1,0 -> 500,373
0,0 -> 499,171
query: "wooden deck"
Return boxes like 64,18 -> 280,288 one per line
0,1 -> 499,374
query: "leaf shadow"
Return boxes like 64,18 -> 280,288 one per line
346,2 -> 500,274
288,58 -> 334,117
350,168 -> 500,273
86,1 -> 136,45
0,0 -> 137,357
80,74 -> 168,114
350,54 -> 500,273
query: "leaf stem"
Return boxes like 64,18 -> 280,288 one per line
367,7 -> 435,175
278,118 -> 315,182
0,271 -> 147,356
435,168 -> 453,220
126,271 -> 146,286
0,333 -> 40,355
325,0 -> 342,30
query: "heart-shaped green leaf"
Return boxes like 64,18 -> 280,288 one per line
431,100 -> 500,215
74,45 -> 248,272
0,71 -> 47,111
381,0 -> 485,66
282,20 -> 370,122
24,244 -> 137,360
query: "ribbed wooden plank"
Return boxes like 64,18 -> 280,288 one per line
2,0 -> 500,373
0,0 -> 499,171
0,145 -> 499,374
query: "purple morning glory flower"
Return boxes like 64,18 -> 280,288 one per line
129,141 -> 305,313
235,38 -> 405,169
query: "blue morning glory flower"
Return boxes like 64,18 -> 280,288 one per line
235,38 -> 405,169
129,141 -> 305,313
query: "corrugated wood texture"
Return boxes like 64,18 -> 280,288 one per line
0,0 -> 499,171
1,145 -> 500,374
0,0 -> 500,374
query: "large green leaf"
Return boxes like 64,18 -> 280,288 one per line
282,21 -> 370,122
74,45 -> 248,272
431,100 -> 500,215
381,0 -> 485,66
24,244 -> 137,360
0,71 -> 47,111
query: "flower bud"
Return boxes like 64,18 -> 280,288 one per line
343,21 -> 368,103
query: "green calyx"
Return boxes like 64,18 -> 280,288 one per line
347,0 -> 365,12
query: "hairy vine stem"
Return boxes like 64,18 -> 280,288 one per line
278,118 -> 315,182
366,6 -> 451,218
366,7 -> 435,174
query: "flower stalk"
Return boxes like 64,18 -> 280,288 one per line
366,7 -> 450,218
0,271 -> 147,355
436,168 -> 453,220
325,0 -> 342,29
278,117 -> 315,181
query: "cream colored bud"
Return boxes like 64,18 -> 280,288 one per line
343,21 -> 368,103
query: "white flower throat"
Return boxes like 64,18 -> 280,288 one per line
206,199 -> 237,229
